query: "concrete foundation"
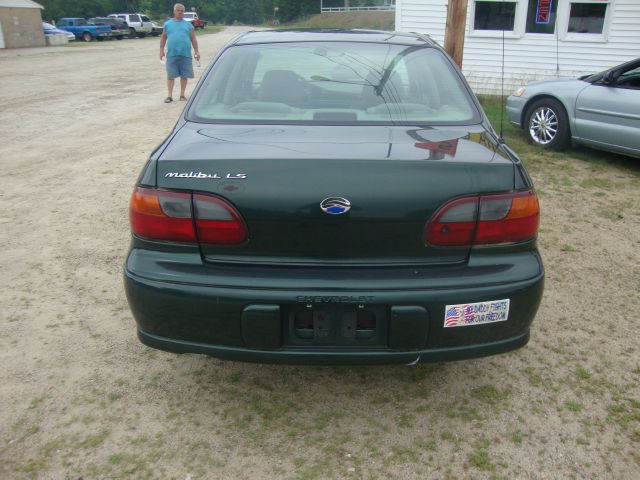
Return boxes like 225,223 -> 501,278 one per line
45,33 -> 68,45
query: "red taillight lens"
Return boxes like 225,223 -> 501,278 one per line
425,196 -> 479,246
129,188 -> 247,245
130,187 -> 196,242
193,194 -> 247,244
425,190 -> 539,246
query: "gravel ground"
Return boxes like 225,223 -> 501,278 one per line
0,27 -> 638,479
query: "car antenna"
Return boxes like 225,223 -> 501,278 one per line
556,26 -> 560,76
499,2 -> 506,143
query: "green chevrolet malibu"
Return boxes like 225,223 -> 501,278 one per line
124,30 -> 544,365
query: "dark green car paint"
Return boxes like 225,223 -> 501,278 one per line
124,30 -> 544,364
155,124 -> 515,266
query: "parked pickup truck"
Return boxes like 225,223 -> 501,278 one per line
183,12 -> 207,29
57,18 -> 111,42
108,13 -> 153,38
87,17 -> 129,40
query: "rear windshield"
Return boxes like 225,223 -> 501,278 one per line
189,42 -> 479,125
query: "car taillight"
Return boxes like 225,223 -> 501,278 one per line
193,193 -> 247,244
129,187 -> 247,244
130,187 -> 195,242
425,190 -> 539,246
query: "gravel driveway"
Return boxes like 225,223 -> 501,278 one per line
1,27 -> 638,479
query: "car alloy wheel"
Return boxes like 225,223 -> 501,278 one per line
82,32 -> 92,42
529,106 -> 558,145
525,98 -> 570,150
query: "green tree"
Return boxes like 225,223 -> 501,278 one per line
273,0 -> 319,23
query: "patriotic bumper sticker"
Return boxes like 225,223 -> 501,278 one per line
444,299 -> 510,328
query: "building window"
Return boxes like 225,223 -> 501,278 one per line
474,1 -> 517,31
525,0 -> 558,34
568,3 -> 607,34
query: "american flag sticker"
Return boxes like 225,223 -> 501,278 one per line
444,299 -> 510,328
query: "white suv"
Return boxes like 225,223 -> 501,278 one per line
108,13 -> 152,38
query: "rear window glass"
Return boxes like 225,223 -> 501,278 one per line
189,42 -> 479,125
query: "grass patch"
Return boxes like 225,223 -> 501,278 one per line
510,431 -> 525,445
397,412 -> 415,428
607,398 -> 640,430
471,384 -> 511,406
391,445 -> 419,463
421,438 -> 438,451
523,367 -> 544,387
580,177 -> 612,189
446,404 -> 484,422
468,439 -> 495,472
194,25 -> 224,36
574,366 -> 591,381
564,401 -> 584,413
441,430 -> 456,443
282,11 -> 395,30
29,395 -> 46,409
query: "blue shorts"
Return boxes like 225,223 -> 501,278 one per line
166,55 -> 194,80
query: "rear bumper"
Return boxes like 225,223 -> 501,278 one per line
124,247 -> 544,365
138,328 -> 530,365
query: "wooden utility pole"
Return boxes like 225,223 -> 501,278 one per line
444,0 -> 468,67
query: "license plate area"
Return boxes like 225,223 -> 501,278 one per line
284,304 -> 388,347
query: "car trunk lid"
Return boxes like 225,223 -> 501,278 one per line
157,124 -> 515,266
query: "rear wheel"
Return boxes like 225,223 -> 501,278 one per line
525,98 -> 570,150
82,32 -> 92,42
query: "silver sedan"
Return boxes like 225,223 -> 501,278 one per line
507,58 -> 640,159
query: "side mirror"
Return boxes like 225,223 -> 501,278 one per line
602,71 -> 615,85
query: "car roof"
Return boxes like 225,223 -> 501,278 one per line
232,29 -> 437,48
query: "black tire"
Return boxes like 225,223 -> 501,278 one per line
116,35 -> 123,40
525,98 -> 570,150
82,31 -> 92,42
129,28 -> 136,39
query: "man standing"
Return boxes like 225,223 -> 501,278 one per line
160,3 -> 200,103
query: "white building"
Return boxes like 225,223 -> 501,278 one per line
395,0 -> 640,94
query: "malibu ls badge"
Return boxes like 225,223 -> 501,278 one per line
164,172 -> 247,179
320,197 -> 351,215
